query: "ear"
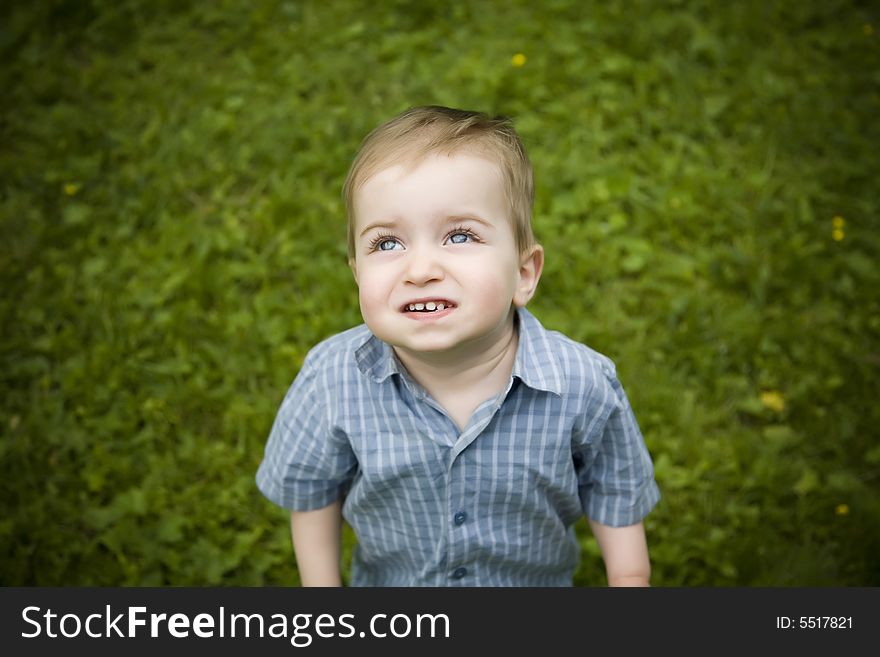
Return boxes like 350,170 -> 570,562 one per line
513,244 -> 544,307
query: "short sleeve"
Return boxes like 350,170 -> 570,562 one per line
573,361 -> 660,527
255,350 -> 357,511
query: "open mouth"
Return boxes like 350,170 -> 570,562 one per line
401,299 -> 456,314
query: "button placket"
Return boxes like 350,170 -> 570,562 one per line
445,446 -> 472,584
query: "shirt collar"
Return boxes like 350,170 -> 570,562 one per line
354,306 -> 565,396
510,306 -> 565,396
354,330 -> 402,383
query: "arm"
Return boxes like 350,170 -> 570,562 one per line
588,519 -> 651,587
290,500 -> 343,586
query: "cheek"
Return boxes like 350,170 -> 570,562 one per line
469,258 -> 519,299
355,268 -> 392,314
357,279 -> 378,310
357,288 -> 383,332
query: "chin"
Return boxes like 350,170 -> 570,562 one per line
395,337 -> 461,354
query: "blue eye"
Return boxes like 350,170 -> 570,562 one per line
370,235 -> 402,251
446,225 -> 480,244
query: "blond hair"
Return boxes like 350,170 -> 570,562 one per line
343,105 -> 535,259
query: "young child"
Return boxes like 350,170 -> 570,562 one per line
256,105 -> 660,586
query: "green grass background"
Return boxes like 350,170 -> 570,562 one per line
2,0 -> 878,586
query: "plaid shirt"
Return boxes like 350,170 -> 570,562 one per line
256,307 -> 660,586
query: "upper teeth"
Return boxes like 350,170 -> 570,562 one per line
407,301 -> 447,312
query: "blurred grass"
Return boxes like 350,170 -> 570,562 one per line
1,0 -> 878,586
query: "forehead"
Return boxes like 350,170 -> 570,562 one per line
353,152 -> 507,224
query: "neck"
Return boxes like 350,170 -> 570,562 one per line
393,309 -> 520,395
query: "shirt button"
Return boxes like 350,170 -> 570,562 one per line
453,511 -> 467,526
451,567 -> 467,579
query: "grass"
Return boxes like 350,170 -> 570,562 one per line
1,0 -> 878,586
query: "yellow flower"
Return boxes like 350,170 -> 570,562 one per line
511,53 -> 527,67
835,504 -> 849,516
759,390 -> 786,413
832,228 -> 845,241
864,24 -> 874,36
832,215 -> 845,229
63,182 -> 80,196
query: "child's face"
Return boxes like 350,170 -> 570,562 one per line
350,152 -> 541,357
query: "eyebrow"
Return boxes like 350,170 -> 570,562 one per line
359,221 -> 397,238
358,214 -> 493,238
448,213 -> 493,229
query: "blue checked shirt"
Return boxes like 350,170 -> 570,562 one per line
256,307 -> 660,586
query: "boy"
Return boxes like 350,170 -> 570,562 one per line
256,106 -> 660,586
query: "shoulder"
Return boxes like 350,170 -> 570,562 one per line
519,308 -> 619,399
278,324 -> 373,408
545,327 -> 617,378
299,323 -> 373,375
550,330 -> 625,409
523,311 -> 639,442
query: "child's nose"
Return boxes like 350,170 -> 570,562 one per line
403,246 -> 445,285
